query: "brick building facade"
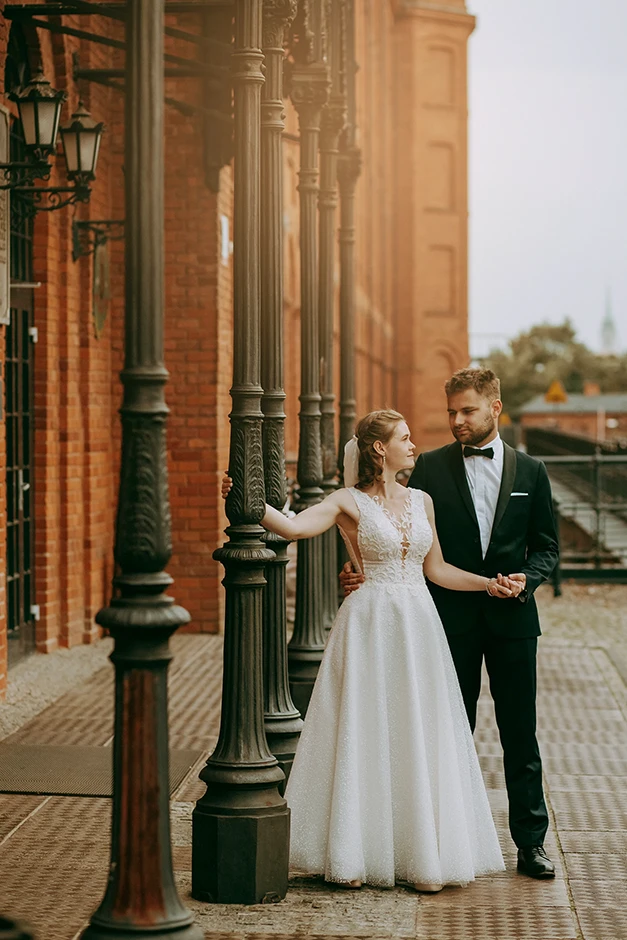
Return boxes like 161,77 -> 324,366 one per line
0,0 -> 474,698
520,392 -> 627,442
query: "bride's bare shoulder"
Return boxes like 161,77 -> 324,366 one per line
335,486 -> 360,520
420,490 -> 434,512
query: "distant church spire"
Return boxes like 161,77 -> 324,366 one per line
601,286 -> 618,355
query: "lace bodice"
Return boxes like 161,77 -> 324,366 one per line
348,486 -> 433,593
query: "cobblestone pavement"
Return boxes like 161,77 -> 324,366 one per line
0,583 -> 625,939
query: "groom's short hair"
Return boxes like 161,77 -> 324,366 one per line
445,368 -> 501,402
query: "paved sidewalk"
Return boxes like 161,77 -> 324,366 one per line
0,584 -> 626,939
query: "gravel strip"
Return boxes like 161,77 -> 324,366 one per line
0,638 -> 113,741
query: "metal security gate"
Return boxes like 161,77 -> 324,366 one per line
6,122 -> 35,666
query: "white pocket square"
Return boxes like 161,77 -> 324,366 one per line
510,492 -> 529,497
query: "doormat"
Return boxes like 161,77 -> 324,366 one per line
0,745 -> 204,797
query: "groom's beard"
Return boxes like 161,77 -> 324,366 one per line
452,415 -> 496,447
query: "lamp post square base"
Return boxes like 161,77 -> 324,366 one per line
191,805 -> 290,905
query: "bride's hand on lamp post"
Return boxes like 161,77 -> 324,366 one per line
221,473 -> 232,500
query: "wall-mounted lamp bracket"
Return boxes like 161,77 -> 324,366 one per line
0,160 -> 52,188
72,218 -> 125,261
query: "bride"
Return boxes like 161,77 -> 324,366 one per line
228,409 -> 506,891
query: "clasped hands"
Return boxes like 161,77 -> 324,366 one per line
340,564 -> 526,599
487,572 -> 526,598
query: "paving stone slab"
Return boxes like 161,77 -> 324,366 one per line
540,727 -> 627,746
575,904 -> 627,940
542,755 -> 627,776
540,741 -> 627,760
0,793 -> 47,841
537,691 -> 619,711
568,877 -> 625,908
413,905 -> 576,940
558,830 -> 627,853
537,709 -> 625,732
563,852 -> 627,881
547,773 -> 627,793
550,789 -> 627,830
416,873 -> 570,908
0,862 -> 107,940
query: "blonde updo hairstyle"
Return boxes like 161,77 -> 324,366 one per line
355,409 -> 406,489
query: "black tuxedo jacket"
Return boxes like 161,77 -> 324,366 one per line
407,440 -> 559,638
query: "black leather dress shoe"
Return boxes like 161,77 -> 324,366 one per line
517,845 -> 556,879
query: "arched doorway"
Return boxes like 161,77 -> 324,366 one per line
5,23 -> 36,665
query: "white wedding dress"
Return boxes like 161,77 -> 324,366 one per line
285,486 -> 504,887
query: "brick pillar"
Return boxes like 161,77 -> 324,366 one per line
392,0 -> 474,450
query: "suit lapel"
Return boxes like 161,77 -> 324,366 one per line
491,441 -> 517,537
447,442 -> 480,531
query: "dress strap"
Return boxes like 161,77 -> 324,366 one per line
348,485 -> 364,504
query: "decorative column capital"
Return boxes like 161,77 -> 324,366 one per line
338,144 -> 362,189
263,0 -> 297,47
289,61 -> 330,113
321,99 -> 347,139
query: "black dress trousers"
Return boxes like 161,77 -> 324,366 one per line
446,618 -> 549,849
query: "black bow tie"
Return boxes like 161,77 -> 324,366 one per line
463,445 -> 494,459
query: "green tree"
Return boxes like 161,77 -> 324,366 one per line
484,320 -> 627,415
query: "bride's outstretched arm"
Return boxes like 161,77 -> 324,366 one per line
220,474 -> 355,541
422,493 -> 512,596
262,491 -> 348,540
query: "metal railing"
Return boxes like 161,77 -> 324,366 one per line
525,428 -> 627,589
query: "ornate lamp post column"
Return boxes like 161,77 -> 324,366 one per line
192,0 -> 290,906
337,0 -> 361,478
260,0 -> 303,786
287,0 -> 331,717
82,2 -> 201,939
319,0 -> 347,627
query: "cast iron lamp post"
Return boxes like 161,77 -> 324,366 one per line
337,0 -> 361,478
81,1 -> 201,937
192,0 -> 290,905
287,0 -> 331,718
260,0 -> 303,787
318,0 -> 347,627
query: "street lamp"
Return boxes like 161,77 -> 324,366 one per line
11,70 -> 65,162
0,74 -> 104,214
60,100 -> 104,183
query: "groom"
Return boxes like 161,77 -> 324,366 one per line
341,368 -> 559,878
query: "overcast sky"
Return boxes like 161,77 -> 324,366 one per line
468,0 -> 627,357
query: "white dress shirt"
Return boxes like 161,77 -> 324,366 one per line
463,433 -> 504,557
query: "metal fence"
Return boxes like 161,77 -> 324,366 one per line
524,428 -> 627,589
